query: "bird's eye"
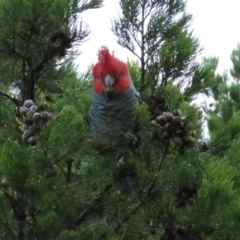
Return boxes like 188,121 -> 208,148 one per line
97,75 -> 100,79
118,74 -> 121,78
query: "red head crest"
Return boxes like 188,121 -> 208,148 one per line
92,46 -> 131,94
97,46 -> 114,62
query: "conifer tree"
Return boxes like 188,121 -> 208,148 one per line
205,44 -> 240,156
0,0 -> 102,102
0,0 -> 103,239
205,44 -> 240,150
1,0 -> 240,240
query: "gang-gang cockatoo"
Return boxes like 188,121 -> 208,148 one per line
89,46 -> 140,136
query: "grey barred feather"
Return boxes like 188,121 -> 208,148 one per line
89,80 -> 139,135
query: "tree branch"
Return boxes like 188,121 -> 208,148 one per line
74,183 -> 112,227
114,146 -> 169,231
140,1 -> 146,90
0,199 -> 17,239
0,91 -> 20,106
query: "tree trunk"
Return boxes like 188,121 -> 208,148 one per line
22,77 -> 35,101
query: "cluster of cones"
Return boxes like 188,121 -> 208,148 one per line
19,99 -> 52,146
151,109 -> 197,148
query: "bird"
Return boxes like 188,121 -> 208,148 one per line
89,46 -> 139,136
88,46 -> 140,192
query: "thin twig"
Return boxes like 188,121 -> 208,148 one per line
74,183 -> 112,227
0,91 -> 20,106
114,146 -> 169,231
0,200 -> 17,239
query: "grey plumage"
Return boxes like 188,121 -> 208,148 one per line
89,79 -> 139,135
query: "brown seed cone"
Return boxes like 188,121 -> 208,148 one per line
23,128 -> 34,138
155,115 -> 167,126
33,112 -> 42,123
23,99 -> 34,108
29,104 -> 38,112
40,111 -> 49,121
29,123 -> 42,133
172,109 -> 182,116
165,122 -> 175,134
162,112 -> 174,122
172,116 -> 183,128
19,107 -> 29,116
22,134 -> 28,142
28,136 -> 37,146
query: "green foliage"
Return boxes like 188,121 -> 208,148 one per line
176,159 -> 239,239
0,0 -> 102,100
159,30 -> 199,83
0,0 -> 240,239
111,0 -> 202,101
207,114 -> 224,140
127,59 -> 141,89
162,81 -> 182,110
184,57 -> 220,100
230,43 -> 240,81
206,44 -> 240,141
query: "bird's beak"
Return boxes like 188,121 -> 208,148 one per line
104,75 -> 115,93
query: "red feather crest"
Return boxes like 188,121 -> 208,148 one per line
97,46 -> 114,63
93,46 -> 130,93
96,46 -> 126,74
